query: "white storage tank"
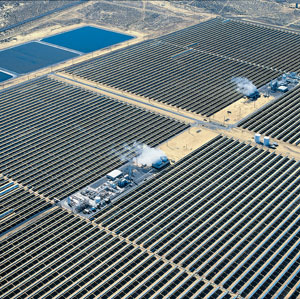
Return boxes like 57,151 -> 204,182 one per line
264,136 -> 270,147
254,133 -> 261,144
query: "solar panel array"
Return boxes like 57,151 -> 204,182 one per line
0,207 -> 234,299
159,18 -> 300,72
93,135 -> 300,298
0,76 -> 188,206
239,84 -> 300,146
1,17 -> 300,298
0,178 -> 51,236
64,26 -> 279,117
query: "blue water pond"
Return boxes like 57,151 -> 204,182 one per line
0,42 -> 78,74
42,26 -> 134,53
0,71 -> 13,82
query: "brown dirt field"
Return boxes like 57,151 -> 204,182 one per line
211,94 -> 275,125
158,126 -> 219,162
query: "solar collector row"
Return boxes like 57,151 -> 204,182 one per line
64,39 -> 278,116
159,18 -> 300,72
93,136 -> 300,298
0,207 -> 233,299
238,84 -> 300,146
0,179 -> 52,236
0,77 -> 189,202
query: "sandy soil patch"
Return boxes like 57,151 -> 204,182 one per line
211,94 -> 275,125
160,124 -> 300,164
158,126 -> 219,162
0,21 -> 144,51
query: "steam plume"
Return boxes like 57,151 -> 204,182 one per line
133,143 -> 165,166
117,141 -> 166,166
231,77 -> 258,97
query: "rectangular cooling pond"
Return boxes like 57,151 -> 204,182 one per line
42,26 -> 134,53
0,71 -> 13,82
0,26 -> 134,82
0,41 -> 78,74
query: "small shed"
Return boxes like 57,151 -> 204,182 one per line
278,86 -> 288,93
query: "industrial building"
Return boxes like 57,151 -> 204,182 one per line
62,157 -> 168,218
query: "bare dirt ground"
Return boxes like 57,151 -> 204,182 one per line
0,1 -> 72,30
159,126 -> 219,162
2,0 -> 299,51
0,0 -> 210,50
211,94 -> 275,125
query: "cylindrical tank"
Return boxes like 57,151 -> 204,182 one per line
254,133 -> 261,144
118,179 -> 128,188
264,136 -> 270,147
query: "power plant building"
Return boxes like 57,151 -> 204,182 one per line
106,169 -> 123,181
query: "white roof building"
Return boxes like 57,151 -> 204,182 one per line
106,169 -> 123,180
278,85 -> 288,92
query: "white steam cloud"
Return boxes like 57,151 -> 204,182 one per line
231,77 -> 258,97
117,141 -> 166,166
133,143 -> 165,166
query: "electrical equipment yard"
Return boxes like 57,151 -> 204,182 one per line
0,10 -> 300,299
61,160 -> 168,219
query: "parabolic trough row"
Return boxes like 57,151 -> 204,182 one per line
158,17 -> 300,72
238,84 -> 300,146
93,135 -> 300,298
1,16 -> 300,299
0,207 -> 233,299
0,76 -> 189,235
0,178 -> 52,236
63,38 -> 278,117
0,136 -> 299,298
60,17 -> 300,117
